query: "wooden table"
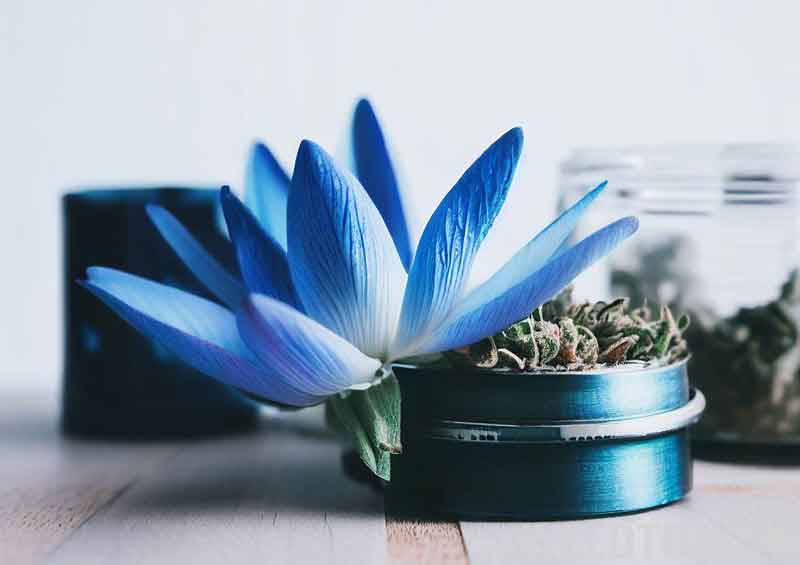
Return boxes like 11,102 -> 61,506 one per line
2,390 -> 799,564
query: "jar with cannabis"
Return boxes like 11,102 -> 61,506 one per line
559,144 -> 800,444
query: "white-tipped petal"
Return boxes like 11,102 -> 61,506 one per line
288,140 -> 406,359
237,294 -> 382,395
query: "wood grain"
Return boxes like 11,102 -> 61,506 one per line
3,390 -> 800,565
0,393 -> 176,564
459,461 -> 800,565
0,479 -> 128,565
686,461 -> 800,563
386,519 -> 468,565
47,419 -> 387,565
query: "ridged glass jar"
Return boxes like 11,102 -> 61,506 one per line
559,144 -> 800,445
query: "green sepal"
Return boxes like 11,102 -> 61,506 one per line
327,394 -> 380,477
326,372 -> 401,481
350,373 -> 402,455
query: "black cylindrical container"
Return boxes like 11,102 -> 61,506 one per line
390,361 -> 703,520
62,188 -> 259,438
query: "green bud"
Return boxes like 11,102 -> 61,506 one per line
524,337 -> 541,370
504,318 -> 532,341
576,325 -> 599,365
599,335 -> 638,364
557,318 -> 579,364
598,298 -> 629,324
628,331 -> 654,359
533,320 -> 561,365
446,285 -> 690,371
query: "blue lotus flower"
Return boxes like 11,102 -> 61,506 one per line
82,99 -> 637,415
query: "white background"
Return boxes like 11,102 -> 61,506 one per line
2,0 -> 799,395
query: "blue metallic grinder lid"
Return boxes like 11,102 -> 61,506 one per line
393,359 -> 690,423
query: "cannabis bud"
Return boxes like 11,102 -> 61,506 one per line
687,270 -> 800,436
448,287 -> 690,371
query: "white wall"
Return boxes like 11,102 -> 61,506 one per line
2,0 -> 799,392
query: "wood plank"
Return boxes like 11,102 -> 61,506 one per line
460,502 -> 770,565
47,416 -> 387,565
386,518 -> 468,565
686,461 -> 800,564
0,392 -> 177,565
5,388 -> 799,565
459,461 -> 800,565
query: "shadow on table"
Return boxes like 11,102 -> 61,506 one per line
693,440 -> 800,466
122,425 -> 384,517
0,393 -> 381,516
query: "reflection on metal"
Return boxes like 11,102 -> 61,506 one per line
391,361 -> 704,520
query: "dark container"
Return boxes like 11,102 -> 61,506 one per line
62,187 -> 259,438
390,361 -> 704,520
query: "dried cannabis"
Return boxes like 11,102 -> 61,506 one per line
447,287 -> 690,371
612,236 -> 800,439
687,271 -> 800,437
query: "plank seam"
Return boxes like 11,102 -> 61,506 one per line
44,445 -> 185,561
43,479 -> 135,560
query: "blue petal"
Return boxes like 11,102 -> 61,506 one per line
352,99 -> 413,270
147,205 -> 246,309
418,217 -> 639,354
83,267 -> 321,406
391,127 -> 524,357
288,140 -> 407,360
453,181 -> 608,317
245,142 -> 291,250
237,294 -> 382,395
220,186 -> 300,308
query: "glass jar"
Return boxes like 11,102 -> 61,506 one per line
559,144 -> 800,444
